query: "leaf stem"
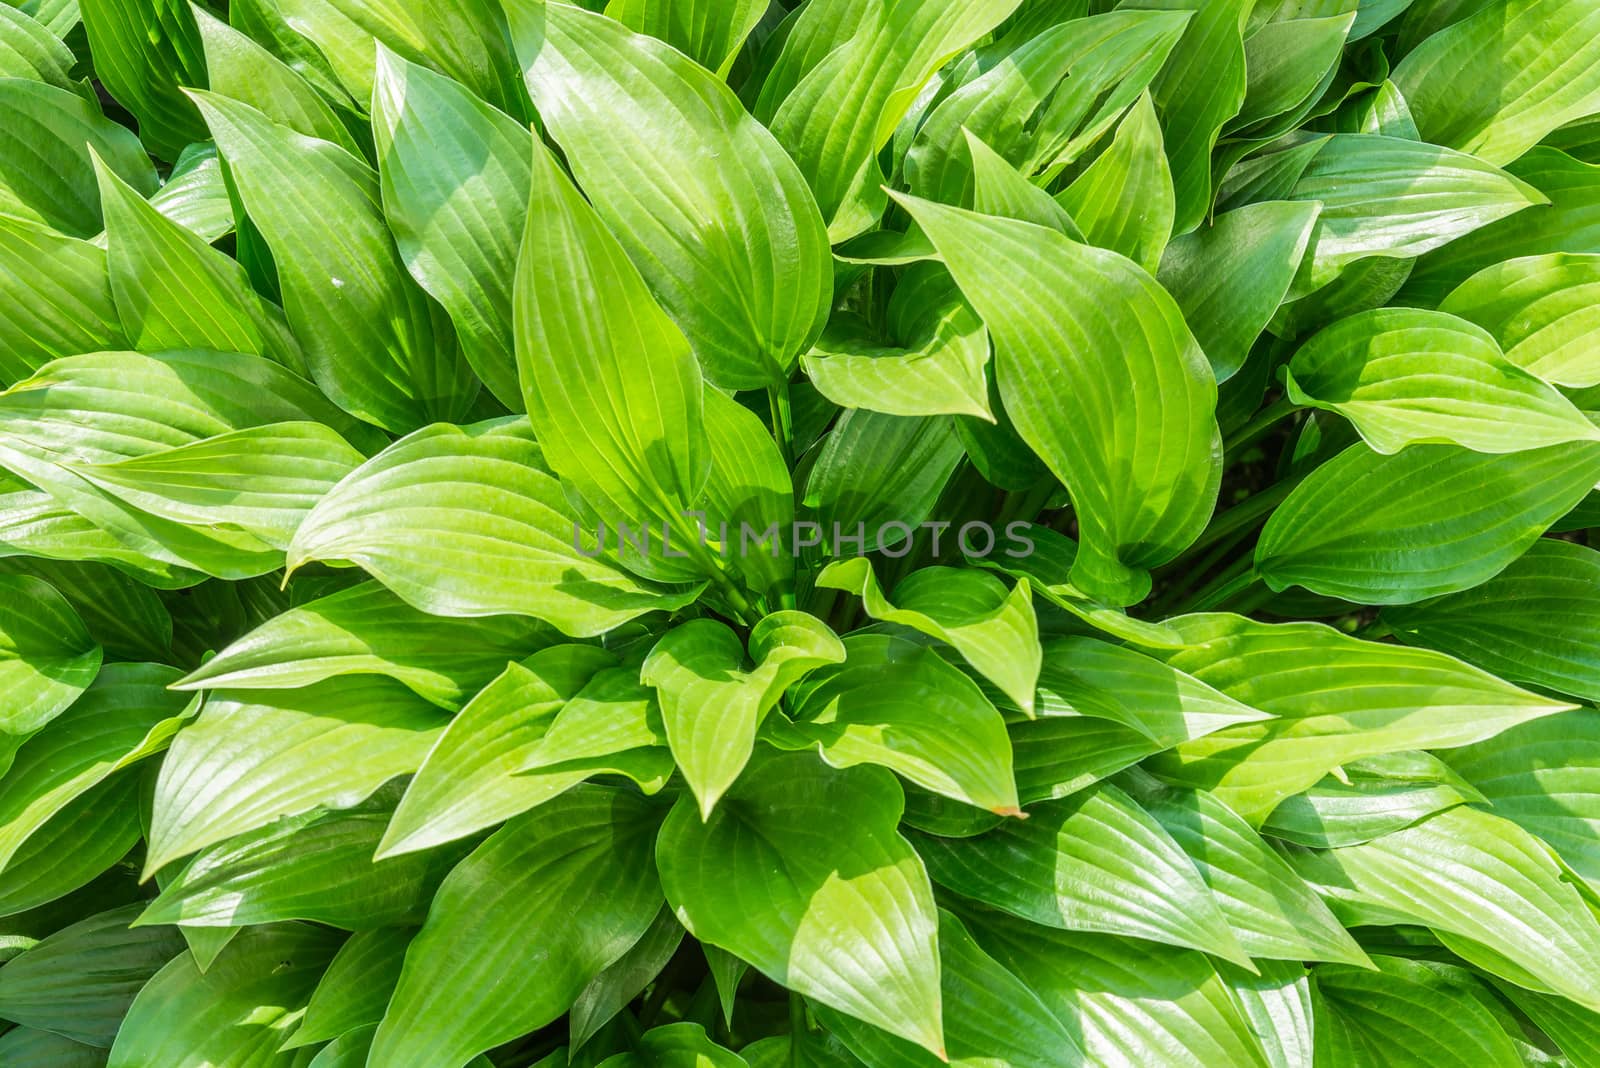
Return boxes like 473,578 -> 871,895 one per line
768,379 -> 795,469
1224,395 -> 1300,456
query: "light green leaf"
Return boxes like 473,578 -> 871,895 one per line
287,420 -> 703,636
1439,252 -> 1600,388
775,633 -> 1020,814
817,558 -> 1039,716
570,907 -> 686,1051
642,611 -> 844,817
147,147 -> 237,244
1283,307 -> 1600,453
371,47 -> 530,411
1156,200 -> 1321,382
697,386 -> 796,598
512,2 -> 832,390
1259,751 -> 1483,849
371,786 -> 666,1067
1313,956 -> 1523,1068
107,923 -> 343,1068
604,0 -> 763,76
657,748 -> 944,1056
1144,612 -> 1574,822
1393,0 -> 1600,166
286,926 -> 411,1049
78,0 -> 205,159
911,782 -> 1250,966
0,5 -> 79,92
892,193 -> 1221,606
1225,959 -> 1314,1068
145,676 -> 446,873
0,573 -> 101,742
1232,13 -> 1353,134
189,89 -> 476,433
1256,441 -> 1600,603
965,128 -> 1083,238
0,214 -> 126,387
1055,91 -> 1173,272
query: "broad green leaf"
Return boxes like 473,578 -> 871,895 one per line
657,748 -> 944,1056
814,910 -> 1082,1068
1293,805 -> 1600,1011
1231,13 -> 1353,134
1285,133 -> 1545,291
1121,0 -> 1251,235
1157,200 -> 1321,382
801,263 -> 992,419
189,89 -> 477,433
0,78 -> 156,237
570,907 -> 685,1050
0,774 -> 142,919
0,903 -> 186,1046
107,923 -> 343,1068
1225,959 -> 1315,1068
775,633 -> 1020,814
192,5 -> 363,155
137,803 -> 457,930
1133,782 -> 1369,965
893,193 -> 1221,606
963,913 -> 1272,1068
1054,91 -> 1173,272
965,129 -> 1084,238
0,5 -> 79,91
145,676 -> 446,872
0,663 -> 191,871
817,559 -> 1039,715
1393,0 -> 1600,166
1313,956 -> 1523,1068
0,214 -> 126,387
1387,539 -> 1600,702
78,0 -> 204,159
371,786 -> 666,1067
1493,981 -> 1600,1067
287,420 -> 703,636
375,647 -> 621,857
174,580 -> 553,710
1259,751 -> 1482,849
0,573 -> 100,742
286,926 -> 411,1048
642,612 -> 843,817
0,1027 -> 107,1065
763,0 -> 1022,239
604,0 -> 764,76
1440,253 -> 1600,388
910,782 -> 1249,966
1256,441 -> 1600,603
515,664 -> 677,784
1014,716 -> 1166,803
511,2 -> 832,390
1144,613 -> 1573,821
697,386 -> 795,598
93,152 -> 305,375
0,477 -> 196,588
147,145 -> 237,243
71,422 -> 365,551
371,47 -> 530,411
606,1023 -> 748,1068
1283,307 -> 1600,453
514,137 -> 709,544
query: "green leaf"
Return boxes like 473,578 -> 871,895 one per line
762,0 -> 1022,240
371,786 -> 666,1067
0,5 -> 80,91
963,913 -> 1272,1067
0,78 -> 156,237
801,262 -> 992,420
511,2 -> 832,391
1386,539 -> 1600,702
1285,133 -> 1545,291
0,214 -> 127,387
189,89 -> 477,433
1313,956 -> 1523,1068
1143,612 -> 1574,822
570,906 -> 685,1051
0,573 -> 101,742
145,676 -> 446,872
1121,0 -> 1251,235
1231,13 -> 1353,134
657,748 -> 944,1056
1259,751 -> 1483,849
286,926 -> 411,1049
1283,307 -> 1600,453
891,193 -> 1221,606
1292,804 -> 1600,1011
1439,252 -> 1600,388
1492,981 -> 1600,1067
910,782 -> 1250,966
1054,91 -> 1173,272
375,647 -> 621,856
1156,200 -> 1321,382
287,420 -> 703,636
0,774 -> 142,920
0,903 -> 187,1046
609,1023 -> 749,1068
774,632 -> 1020,814
642,612 -> 843,817
0,560 -> 168,663
1225,959 -> 1315,1068
1255,441 -> 1600,603
604,0 -> 763,76
513,137 -> 709,541
107,923 -> 343,1067
965,128 -> 1084,238
697,386 -> 796,598
148,145 -> 237,244
1392,0 -> 1600,166
0,1027 -> 108,1066
814,909 -> 1081,1068
0,663 -> 191,871
78,0 -> 205,159
370,47 -> 530,411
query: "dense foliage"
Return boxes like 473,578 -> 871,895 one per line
5,0 -> 1600,1063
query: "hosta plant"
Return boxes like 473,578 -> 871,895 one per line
7,0 -> 1600,1064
